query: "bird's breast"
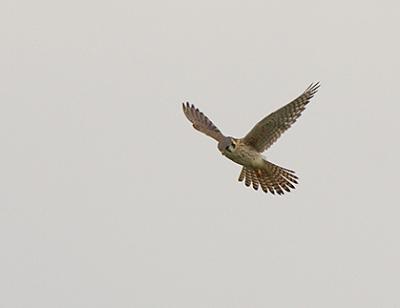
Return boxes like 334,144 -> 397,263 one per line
224,144 -> 265,168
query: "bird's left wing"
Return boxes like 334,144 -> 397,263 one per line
182,102 -> 225,142
242,82 -> 320,152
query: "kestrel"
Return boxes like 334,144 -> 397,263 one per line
182,82 -> 320,194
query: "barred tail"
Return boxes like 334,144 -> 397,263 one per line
238,161 -> 298,195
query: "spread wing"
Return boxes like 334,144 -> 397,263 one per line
182,102 -> 225,142
242,82 -> 320,152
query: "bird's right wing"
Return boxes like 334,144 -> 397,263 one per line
182,102 -> 225,142
242,82 -> 320,152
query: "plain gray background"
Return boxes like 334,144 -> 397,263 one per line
1,0 -> 399,307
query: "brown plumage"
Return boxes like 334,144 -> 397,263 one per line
182,82 -> 320,195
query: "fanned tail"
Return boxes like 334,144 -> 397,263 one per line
238,161 -> 298,195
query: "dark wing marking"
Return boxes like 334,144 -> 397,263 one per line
242,82 -> 320,152
182,102 -> 225,142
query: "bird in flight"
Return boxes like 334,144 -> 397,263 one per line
182,82 -> 320,194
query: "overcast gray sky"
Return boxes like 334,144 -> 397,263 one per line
1,0 -> 400,307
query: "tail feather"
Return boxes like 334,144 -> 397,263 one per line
256,170 -> 272,193
250,169 -> 260,190
238,161 -> 298,195
244,168 -> 252,187
238,168 -> 246,182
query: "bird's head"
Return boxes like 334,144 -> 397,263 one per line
218,137 -> 237,154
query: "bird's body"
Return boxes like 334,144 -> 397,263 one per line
221,138 -> 265,169
182,82 -> 320,194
